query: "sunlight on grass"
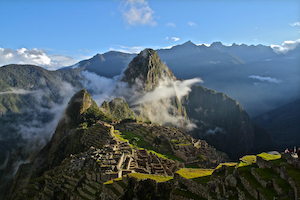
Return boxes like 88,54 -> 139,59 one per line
215,162 -> 237,169
176,168 -> 214,179
257,152 -> 281,161
128,173 -> 173,182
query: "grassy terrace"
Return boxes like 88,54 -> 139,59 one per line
257,152 -> 281,161
237,165 -> 279,200
254,168 -> 291,194
282,162 -> 300,197
115,130 -> 184,162
128,173 -> 173,182
176,168 -> 214,179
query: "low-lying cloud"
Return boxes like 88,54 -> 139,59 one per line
0,47 -> 78,70
133,78 -> 202,105
271,39 -> 300,54
248,75 -> 283,83
81,68 -> 202,131
0,88 -> 38,95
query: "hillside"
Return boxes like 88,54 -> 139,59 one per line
6,90 -> 227,199
253,99 -> 300,151
0,64 -> 83,114
9,121 -> 300,200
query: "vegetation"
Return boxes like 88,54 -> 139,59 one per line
128,173 -> 173,183
257,152 -> 281,161
176,168 -> 214,179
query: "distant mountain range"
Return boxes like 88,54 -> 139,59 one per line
63,41 -> 300,117
0,42 -> 298,199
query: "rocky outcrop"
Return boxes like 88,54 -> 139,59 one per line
122,48 -> 176,92
100,97 -> 135,120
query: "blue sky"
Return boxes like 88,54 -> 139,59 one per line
0,0 -> 299,69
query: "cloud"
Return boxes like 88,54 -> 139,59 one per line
271,39 -> 300,54
112,45 -> 143,53
206,127 -> 226,135
290,22 -> 300,26
121,0 -> 157,26
0,47 -> 78,70
171,37 -> 180,42
81,65 -> 202,131
166,22 -> 176,27
133,78 -> 202,105
0,88 -> 38,95
188,21 -> 196,27
81,70 -> 130,106
248,75 -> 283,83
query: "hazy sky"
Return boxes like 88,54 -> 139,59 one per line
0,0 -> 299,69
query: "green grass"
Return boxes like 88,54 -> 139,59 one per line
103,177 -> 122,185
238,165 -> 279,200
120,131 -> 151,147
128,173 -> 173,182
117,130 -> 184,162
257,152 -> 281,161
192,175 -> 211,186
176,168 -> 214,179
215,162 -> 237,169
240,155 -> 257,163
283,163 -> 300,197
254,168 -> 291,195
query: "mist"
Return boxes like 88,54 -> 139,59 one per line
81,69 -> 202,130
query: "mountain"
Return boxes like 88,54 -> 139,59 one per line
6,89 -> 228,199
122,48 -> 176,91
253,99 -> 300,151
100,97 -> 135,120
0,64 -> 83,114
119,48 -> 273,159
0,47 -> 286,199
63,41 -> 300,117
62,51 -> 136,78
182,85 -> 274,158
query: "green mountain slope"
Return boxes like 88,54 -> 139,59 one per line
0,64 -> 83,114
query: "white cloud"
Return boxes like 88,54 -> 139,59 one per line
166,22 -> 176,27
290,22 -> 300,26
188,21 -> 196,27
248,75 -> 283,83
0,47 -> 78,70
112,45 -> 143,53
0,88 -> 38,95
271,39 -> 300,54
197,43 -> 211,47
121,0 -> 157,26
171,37 -> 180,42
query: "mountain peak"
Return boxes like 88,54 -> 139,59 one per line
210,41 -> 225,48
122,48 -> 175,91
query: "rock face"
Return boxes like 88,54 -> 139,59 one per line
122,48 -> 176,92
183,85 -> 274,159
100,98 -> 135,120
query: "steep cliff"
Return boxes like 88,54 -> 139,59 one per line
100,97 -> 136,120
122,48 -> 176,92
183,85 -> 274,158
